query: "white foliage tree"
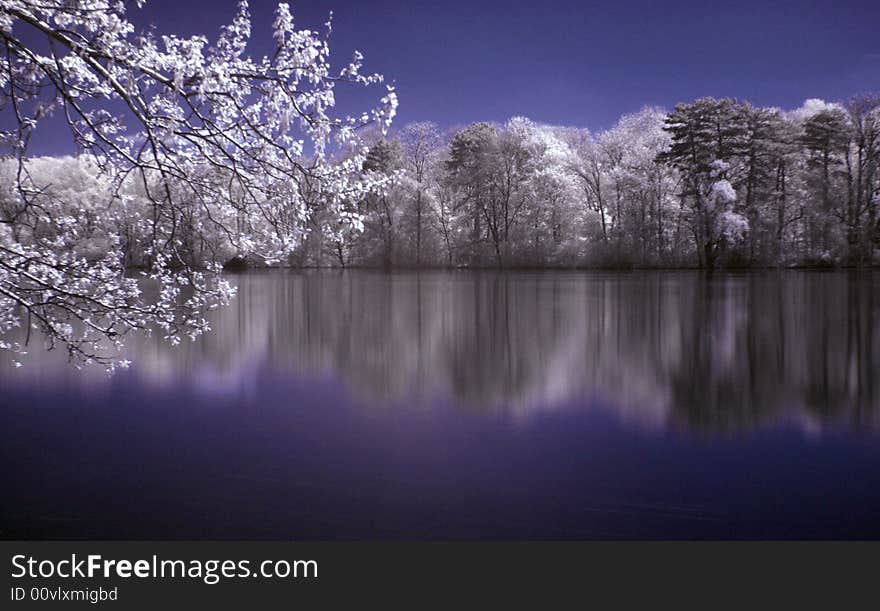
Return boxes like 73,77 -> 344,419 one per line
0,0 -> 397,367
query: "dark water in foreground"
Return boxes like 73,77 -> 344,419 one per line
2,270 -> 879,539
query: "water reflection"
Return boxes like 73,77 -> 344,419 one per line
4,270 -> 879,433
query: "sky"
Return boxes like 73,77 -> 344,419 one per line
13,0 -> 880,152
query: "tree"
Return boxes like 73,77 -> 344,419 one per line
843,95 -> 880,265
520,124 -> 578,265
801,106 -> 850,260
361,138 -> 403,267
567,128 -> 611,245
0,0 -> 397,367
657,98 -> 749,269
428,147 -> 459,266
445,122 -> 496,265
593,108 -> 675,265
400,121 -> 440,265
736,103 -> 787,263
765,112 -> 803,264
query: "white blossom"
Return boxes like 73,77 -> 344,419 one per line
0,0 -> 397,368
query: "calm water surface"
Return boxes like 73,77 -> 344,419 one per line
2,270 -> 879,539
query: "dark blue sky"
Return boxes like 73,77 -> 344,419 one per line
138,0 -> 879,127
16,0 -> 880,152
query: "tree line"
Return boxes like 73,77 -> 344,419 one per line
301,96 -> 879,270
7,96 -> 878,279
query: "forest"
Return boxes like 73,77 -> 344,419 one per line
5,98 -> 879,272
1,0 -> 879,366
299,97 -> 880,270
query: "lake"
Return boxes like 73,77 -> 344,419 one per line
2,269 -> 879,539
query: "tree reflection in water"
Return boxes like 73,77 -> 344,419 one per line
5,270 -> 878,434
